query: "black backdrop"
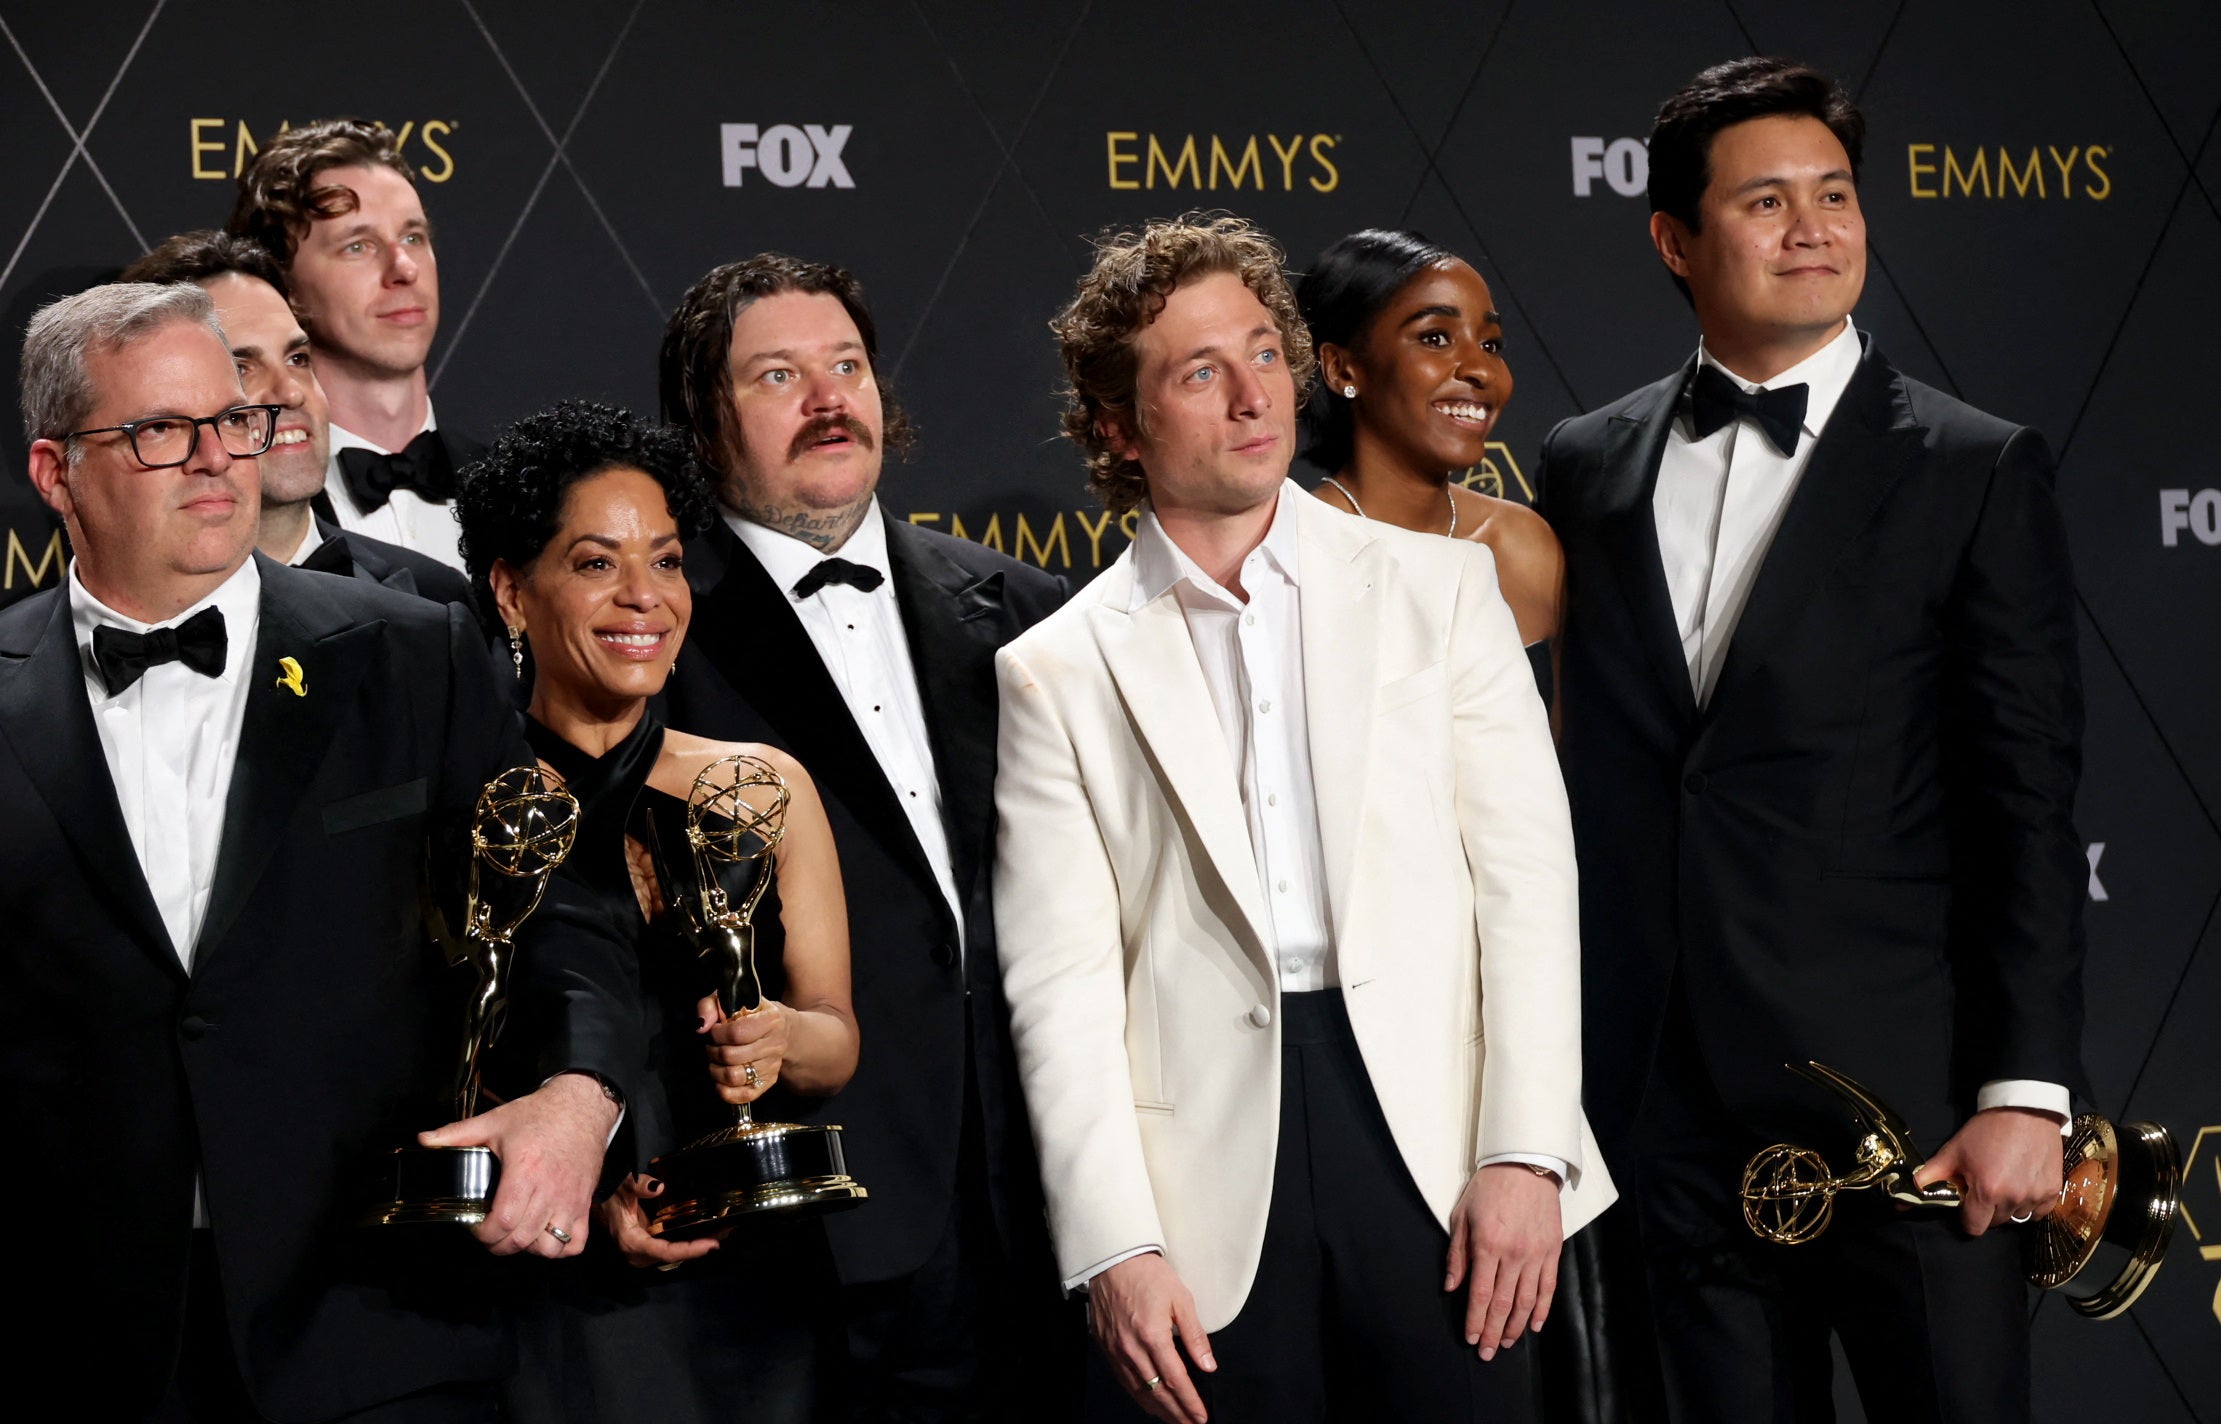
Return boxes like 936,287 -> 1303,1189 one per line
3,3 -> 2217,1416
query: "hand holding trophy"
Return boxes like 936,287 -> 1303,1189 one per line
645,753 -> 867,1239
1740,1061 -> 2181,1319
365,766 -> 581,1227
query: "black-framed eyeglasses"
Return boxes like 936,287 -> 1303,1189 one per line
61,404 -> 283,468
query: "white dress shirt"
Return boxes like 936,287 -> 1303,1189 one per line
1653,322 -> 2068,1129
73,558 -> 262,1229
71,559 -> 261,970
1130,487 -> 1334,993
1073,487 -> 1565,1292
325,401 -> 465,573
728,502 -> 966,951
283,514 -> 326,568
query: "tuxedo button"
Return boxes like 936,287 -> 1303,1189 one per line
1247,1003 -> 1272,1028
179,1014 -> 215,1041
930,942 -> 957,969
1683,772 -> 1709,795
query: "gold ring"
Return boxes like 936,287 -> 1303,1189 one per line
1144,1376 -> 1162,1393
744,1063 -> 761,1088
546,1224 -> 573,1245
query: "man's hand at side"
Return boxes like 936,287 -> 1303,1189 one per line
1446,1163 -> 1563,1360
419,1071 -> 620,1257
1090,1252 -> 1217,1424
1913,1106 -> 2064,1236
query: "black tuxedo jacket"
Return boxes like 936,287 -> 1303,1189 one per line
0,558 -> 636,1419
663,512 -> 1067,1285
1541,337 -> 2087,1155
309,512 -> 475,609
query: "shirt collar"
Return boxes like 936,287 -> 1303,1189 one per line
1128,480 -> 1302,612
283,517 -> 326,567
327,399 -> 438,458
1695,319 -> 1863,441
725,497 -> 890,600
69,556 -> 263,696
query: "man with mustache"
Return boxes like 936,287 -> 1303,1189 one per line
230,119 -> 478,572
659,253 -> 1080,1421
120,230 -> 472,608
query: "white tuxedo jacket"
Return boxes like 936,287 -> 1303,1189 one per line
992,491 -> 1614,1330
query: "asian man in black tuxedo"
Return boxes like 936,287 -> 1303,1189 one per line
121,230 -> 474,610
1539,58 -> 2084,1423
3,281 -> 635,1421
658,253 -> 1078,1422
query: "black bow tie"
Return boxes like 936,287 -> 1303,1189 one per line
336,430 -> 456,513
296,531 -> 356,578
1688,364 -> 1809,458
92,605 -> 227,696
792,557 -> 885,600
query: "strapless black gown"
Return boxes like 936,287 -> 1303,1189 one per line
502,708 -> 840,1424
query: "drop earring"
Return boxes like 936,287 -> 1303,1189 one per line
508,626 -> 523,681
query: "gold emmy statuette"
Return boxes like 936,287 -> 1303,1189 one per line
644,754 -> 867,1239
1740,1061 -> 2181,1318
364,766 -> 580,1226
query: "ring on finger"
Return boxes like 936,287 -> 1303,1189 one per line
2010,1209 -> 2033,1224
1143,1376 -> 1162,1393
545,1224 -> 573,1246
743,1062 -> 761,1088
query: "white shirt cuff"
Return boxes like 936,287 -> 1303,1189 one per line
1975,1079 -> 2072,1135
541,1071 -> 627,1147
1063,1244 -> 1163,1296
1476,1152 -> 1570,1183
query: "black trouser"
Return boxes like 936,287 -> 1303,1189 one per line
156,1232 -> 498,1424
836,1023 -> 1084,1423
1089,990 -> 1536,1423
1628,978 -> 2030,1424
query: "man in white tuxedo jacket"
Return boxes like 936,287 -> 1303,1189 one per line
995,216 -> 1612,1424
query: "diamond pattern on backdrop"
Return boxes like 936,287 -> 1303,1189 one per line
0,6 -> 2216,1415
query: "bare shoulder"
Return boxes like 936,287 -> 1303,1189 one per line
655,730 -> 815,798
1459,493 -> 1558,566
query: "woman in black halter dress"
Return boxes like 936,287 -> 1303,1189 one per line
455,402 -> 859,1423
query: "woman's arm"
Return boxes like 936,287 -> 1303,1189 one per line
700,751 -> 859,1100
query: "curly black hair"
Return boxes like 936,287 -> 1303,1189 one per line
453,400 -> 715,603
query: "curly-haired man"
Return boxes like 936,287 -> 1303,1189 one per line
995,213 -> 1615,1423
230,119 -> 477,572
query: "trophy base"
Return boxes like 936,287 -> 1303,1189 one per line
647,1121 -> 867,1239
362,1145 -> 501,1227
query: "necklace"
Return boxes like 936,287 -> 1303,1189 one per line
1320,477 -> 1458,538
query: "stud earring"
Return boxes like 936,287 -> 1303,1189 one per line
1342,384 -> 1357,399
507,626 -> 523,681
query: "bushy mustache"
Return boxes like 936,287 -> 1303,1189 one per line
787,413 -> 876,460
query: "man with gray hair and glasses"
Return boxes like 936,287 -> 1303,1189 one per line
1,281 -> 640,1420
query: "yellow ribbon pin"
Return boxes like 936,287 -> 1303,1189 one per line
275,656 -> 306,697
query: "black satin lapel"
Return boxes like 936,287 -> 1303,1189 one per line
885,517 -> 1001,898
194,571 -> 385,964
0,593 -> 178,977
1704,358 -> 1926,715
1597,388 -> 1699,725
685,522 -> 935,886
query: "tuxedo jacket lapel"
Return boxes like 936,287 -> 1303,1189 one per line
1704,342 -> 1927,716
1293,500 -> 1385,954
685,521 -> 938,892
195,559 -> 385,966
1597,368 -> 1700,727
0,590 -> 177,978
885,515 -> 1002,903
1089,578 -> 1274,971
